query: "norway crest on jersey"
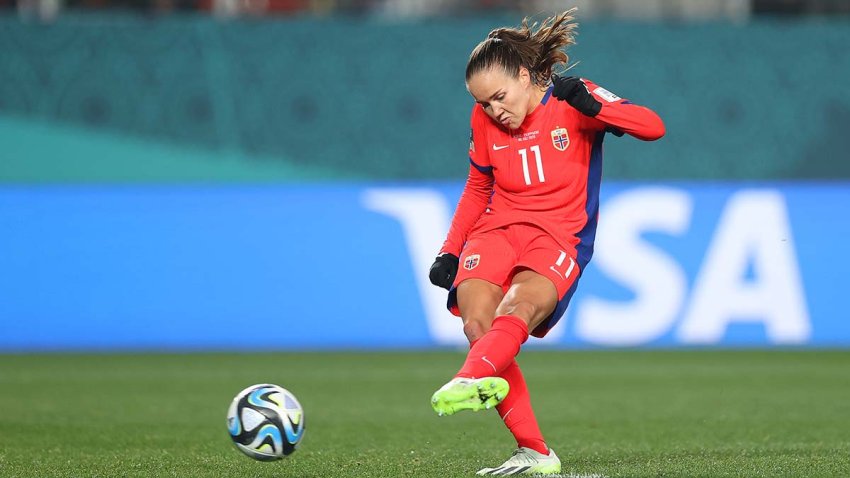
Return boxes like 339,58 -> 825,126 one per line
463,254 -> 480,271
551,127 -> 570,151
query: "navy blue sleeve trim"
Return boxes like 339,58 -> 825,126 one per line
469,157 -> 493,174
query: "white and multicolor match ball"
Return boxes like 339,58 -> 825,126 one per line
226,383 -> 305,461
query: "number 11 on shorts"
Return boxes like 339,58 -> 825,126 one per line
549,250 -> 576,281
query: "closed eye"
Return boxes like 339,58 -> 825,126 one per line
478,92 -> 506,110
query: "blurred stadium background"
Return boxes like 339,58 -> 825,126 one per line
1,1 -> 849,476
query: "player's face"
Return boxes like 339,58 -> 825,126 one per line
466,66 -> 535,130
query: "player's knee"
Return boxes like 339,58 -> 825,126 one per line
462,319 -> 490,343
496,300 -> 539,324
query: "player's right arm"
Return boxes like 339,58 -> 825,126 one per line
440,163 -> 494,256
430,107 -> 494,290
440,107 -> 494,256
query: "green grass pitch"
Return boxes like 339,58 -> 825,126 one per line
1,350 -> 848,477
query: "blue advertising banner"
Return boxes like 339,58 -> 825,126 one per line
1,182 -> 848,350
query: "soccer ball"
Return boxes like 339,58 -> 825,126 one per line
226,383 -> 305,461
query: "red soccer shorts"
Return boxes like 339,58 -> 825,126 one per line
447,223 -> 581,337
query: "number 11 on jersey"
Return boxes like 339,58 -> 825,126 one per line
518,145 -> 545,185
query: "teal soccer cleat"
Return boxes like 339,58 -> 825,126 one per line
430,377 -> 509,416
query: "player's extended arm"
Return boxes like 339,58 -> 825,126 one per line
440,163 -> 494,256
552,76 -> 665,141
595,100 -> 665,141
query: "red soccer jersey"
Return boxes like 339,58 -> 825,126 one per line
441,79 -> 664,269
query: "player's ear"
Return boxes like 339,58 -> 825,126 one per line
517,66 -> 531,87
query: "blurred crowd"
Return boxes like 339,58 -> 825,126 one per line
2,0 -> 849,19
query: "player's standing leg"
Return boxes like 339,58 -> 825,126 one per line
496,360 -> 547,455
473,271 -> 562,475
471,359 -> 560,475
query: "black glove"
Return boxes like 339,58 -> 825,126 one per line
428,253 -> 459,290
552,75 -> 602,117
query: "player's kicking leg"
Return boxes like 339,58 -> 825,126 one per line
430,376 -> 509,416
476,447 -> 561,475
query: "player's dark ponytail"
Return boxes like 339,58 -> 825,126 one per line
465,9 -> 578,87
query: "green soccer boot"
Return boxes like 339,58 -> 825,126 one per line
430,377 -> 509,416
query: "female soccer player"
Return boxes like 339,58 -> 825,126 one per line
427,9 -> 665,476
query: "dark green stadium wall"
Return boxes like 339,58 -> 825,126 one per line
1,14 -> 848,182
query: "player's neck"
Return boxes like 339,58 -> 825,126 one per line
526,86 -> 549,115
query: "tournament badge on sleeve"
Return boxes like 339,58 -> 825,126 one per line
551,127 -> 570,151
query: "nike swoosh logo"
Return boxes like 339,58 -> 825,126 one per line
481,356 -> 497,373
492,144 -> 509,151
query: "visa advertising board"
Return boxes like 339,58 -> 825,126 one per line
1,182 -> 847,350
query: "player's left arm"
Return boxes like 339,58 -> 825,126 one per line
552,76 -> 665,141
